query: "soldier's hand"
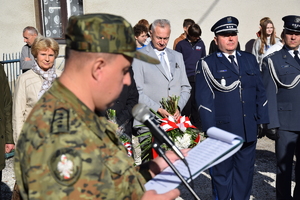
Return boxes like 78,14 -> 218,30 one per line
149,149 -> 190,177
266,128 -> 278,140
141,189 -> 180,200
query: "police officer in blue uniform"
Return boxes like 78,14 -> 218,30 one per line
261,15 -> 300,200
195,16 -> 269,200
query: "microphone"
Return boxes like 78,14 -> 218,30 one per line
132,103 -> 186,161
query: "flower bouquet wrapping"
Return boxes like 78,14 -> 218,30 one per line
138,96 -> 202,161
107,109 -> 132,157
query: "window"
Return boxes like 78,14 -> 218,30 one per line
38,0 -> 83,42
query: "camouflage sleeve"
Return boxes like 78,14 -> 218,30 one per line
15,106 -> 146,199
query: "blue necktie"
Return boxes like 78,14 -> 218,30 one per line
159,52 -> 171,80
228,55 -> 239,73
294,50 -> 300,65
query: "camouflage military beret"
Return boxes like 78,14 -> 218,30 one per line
66,13 -> 159,64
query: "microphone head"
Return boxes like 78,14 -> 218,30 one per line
132,103 -> 151,123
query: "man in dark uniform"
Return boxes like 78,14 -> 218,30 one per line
195,16 -> 269,200
261,15 -> 300,200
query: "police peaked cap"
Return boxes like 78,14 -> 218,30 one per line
211,16 -> 239,34
282,15 -> 300,32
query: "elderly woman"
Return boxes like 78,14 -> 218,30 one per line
13,36 -> 62,144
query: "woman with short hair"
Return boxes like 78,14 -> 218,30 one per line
13,36 -> 62,144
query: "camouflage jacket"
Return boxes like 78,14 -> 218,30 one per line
14,80 -> 146,200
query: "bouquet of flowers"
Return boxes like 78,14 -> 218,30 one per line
138,96 -> 202,161
107,109 -> 132,157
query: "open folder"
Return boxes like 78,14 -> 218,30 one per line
144,126 -> 244,194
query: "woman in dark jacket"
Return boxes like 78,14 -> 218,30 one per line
0,64 -> 14,188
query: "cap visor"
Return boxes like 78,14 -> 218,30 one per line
284,27 -> 300,33
123,51 -> 160,64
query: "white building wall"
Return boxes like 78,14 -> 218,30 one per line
1,0 -> 300,58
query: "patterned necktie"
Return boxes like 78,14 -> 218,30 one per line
294,50 -> 300,65
228,55 -> 239,73
159,52 -> 171,80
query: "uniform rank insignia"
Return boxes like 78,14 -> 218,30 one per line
217,52 -> 223,57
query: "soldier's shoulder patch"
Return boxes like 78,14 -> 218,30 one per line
48,148 -> 82,186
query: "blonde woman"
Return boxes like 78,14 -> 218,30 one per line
252,17 -> 280,66
13,37 -> 62,144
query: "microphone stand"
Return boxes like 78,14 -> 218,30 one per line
152,139 -> 201,200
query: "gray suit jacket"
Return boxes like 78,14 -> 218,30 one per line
21,44 -> 35,70
132,44 -> 191,117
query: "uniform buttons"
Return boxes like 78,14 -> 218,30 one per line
244,114 -> 246,117
168,88 -> 170,90
242,101 -> 245,103
0,118 -> 2,121
239,76 -> 242,78
241,88 -> 243,90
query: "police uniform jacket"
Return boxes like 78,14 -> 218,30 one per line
195,50 -> 269,142
261,46 -> 300,131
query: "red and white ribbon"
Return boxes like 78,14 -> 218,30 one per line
123,142 -> 132,157
160,115 -> 196,132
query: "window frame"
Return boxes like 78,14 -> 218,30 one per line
37,0 -> 82,44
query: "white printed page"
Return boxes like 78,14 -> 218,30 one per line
145,127 -> 243,194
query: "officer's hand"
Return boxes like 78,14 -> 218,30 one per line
141,189 -> 180,200
257,124 -> 267,139
266,128 -> 278,140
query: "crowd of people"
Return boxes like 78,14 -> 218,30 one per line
0,13 -> 299,200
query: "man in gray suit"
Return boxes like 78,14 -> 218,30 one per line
132,19 -> 191,120
21,26 -> 38,73
132,19 -> 191,156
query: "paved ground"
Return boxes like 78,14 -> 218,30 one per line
0,136 -> 296,199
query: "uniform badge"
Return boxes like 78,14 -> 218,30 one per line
58,154 -> 73,179
227,17 -> 232,23
217,69 -> 227,73
217,52 -> 223,57
281,65 -> 290,68
49,148 -> 82,186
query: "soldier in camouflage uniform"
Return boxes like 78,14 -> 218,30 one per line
14,13 -> 182,200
